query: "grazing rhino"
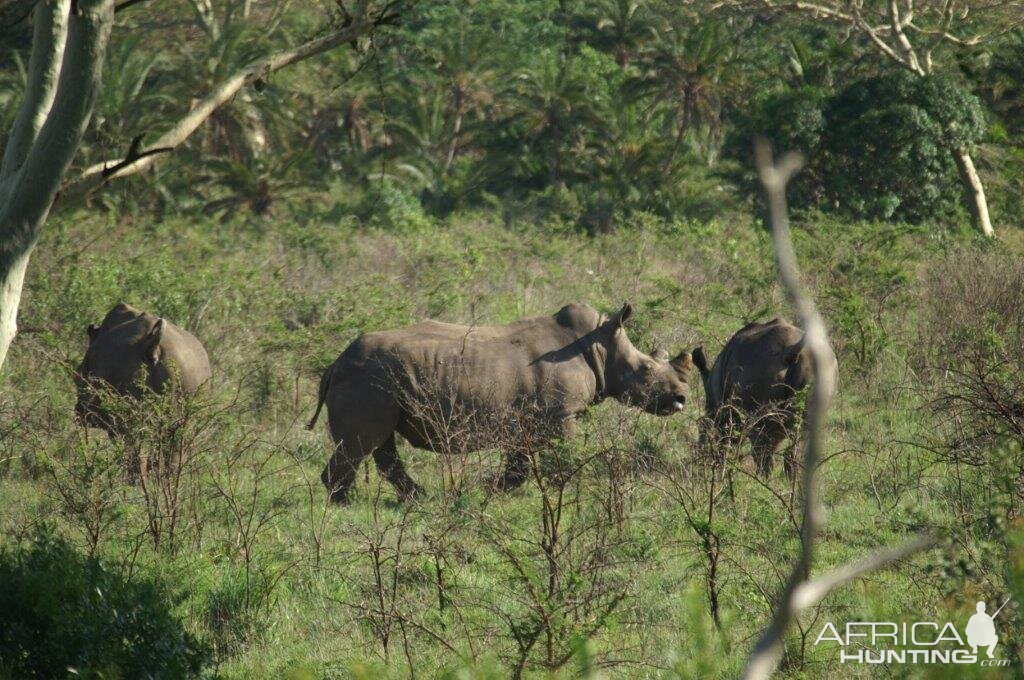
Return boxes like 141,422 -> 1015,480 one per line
692,318 -> 837,476
308,302 -> 694,503
75,303 -> 212,432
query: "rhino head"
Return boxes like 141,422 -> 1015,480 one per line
74,304 -> 167,430
600,303 -> 695,415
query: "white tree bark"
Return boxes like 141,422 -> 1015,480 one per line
0,0 -> 395,374
0,0 -> 69,180
0,0 -> 114,376
952,146 -> 995,238
0,249 -> 30,371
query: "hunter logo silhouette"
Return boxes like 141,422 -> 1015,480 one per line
965,600 -> 1008,659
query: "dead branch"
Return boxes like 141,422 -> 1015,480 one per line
740,139 -> 937,680
57,0 -> 401,205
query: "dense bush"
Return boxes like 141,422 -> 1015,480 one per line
827,102 -> 953,221
918,252 -> 1024,525
824,72 -> 985,221
0,528 -> 209,679
7,0 -> 1011,230
725,86 -> 828,206
727,72 -> 986,222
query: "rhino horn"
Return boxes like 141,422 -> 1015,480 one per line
670,350 -> 694,375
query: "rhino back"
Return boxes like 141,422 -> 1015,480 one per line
714,319 -> 804,410
90,310 -> 210,393
333,306 -> 602,417
158,321 -> 212,391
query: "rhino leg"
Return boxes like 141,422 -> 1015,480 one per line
372,435 -> 424,502
750,424 -> 786,477
322,431 -> 389,504
494,450 -> 531,491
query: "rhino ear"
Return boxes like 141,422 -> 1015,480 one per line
86,324 -> 99,341
670,350 -> 694,376
692,346 -> 710,380
144,318 -> 164,366
610,303 -> 633,329
784,337 -> 805,366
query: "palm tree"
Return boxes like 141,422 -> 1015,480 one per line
504,51 -> 603,185
625,18 -> 738,165
425,24 -> 498,173
568,0 -> 655,68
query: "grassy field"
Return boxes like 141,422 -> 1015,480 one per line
1,187 -> 1022,678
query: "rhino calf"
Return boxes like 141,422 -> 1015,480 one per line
308,302 -> 695,504
75,303 -> 212,433
692,318 -> 837,476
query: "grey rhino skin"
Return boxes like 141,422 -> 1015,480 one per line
308,302 -> 694,503
75,302 -> 212,430
692,318 -> 837,476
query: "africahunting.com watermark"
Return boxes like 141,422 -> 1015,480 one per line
814,599 -> 1013,667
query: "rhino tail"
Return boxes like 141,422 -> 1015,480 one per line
307,363 -> 334,430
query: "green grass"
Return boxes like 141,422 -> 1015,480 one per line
0,191 -> 1021,678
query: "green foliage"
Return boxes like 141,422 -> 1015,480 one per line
824,72 -> 984,221
726,86 -> 828,205
42,0 -> 1015,230
0,527 -> 209,679
356,180 -> 435,232
728,72 -> 986,223
829,102 -> 949,220
5,1 -> 1024,676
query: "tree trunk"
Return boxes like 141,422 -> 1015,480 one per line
953,146 -> 995,238
0,248 -> 32,371
0,0 -> 114,375
0,2 -> 392,375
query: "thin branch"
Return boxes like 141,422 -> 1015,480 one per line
792,534 -> 938,611
98,134 -> 173,178
739,139 -> 935,680
58,0 -> 396,204
113,0 -> 151,13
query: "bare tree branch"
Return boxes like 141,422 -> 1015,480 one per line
58,0 -> 394,204
791,534 -> 938,612
739,139 -> 937,679
887,0 -> 924,74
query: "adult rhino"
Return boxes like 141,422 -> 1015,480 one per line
692,318 -> 837,476
308,302 -> 694,503
75,303 -> 212,433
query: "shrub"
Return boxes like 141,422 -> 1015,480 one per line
356,180 -> 434,232
724,86 -> 829,207
919,251 -> 1024,525
727,72 -> 986,223
824,72 -> 984,222
826,102 -> 950,220
0,527 -> 209,679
